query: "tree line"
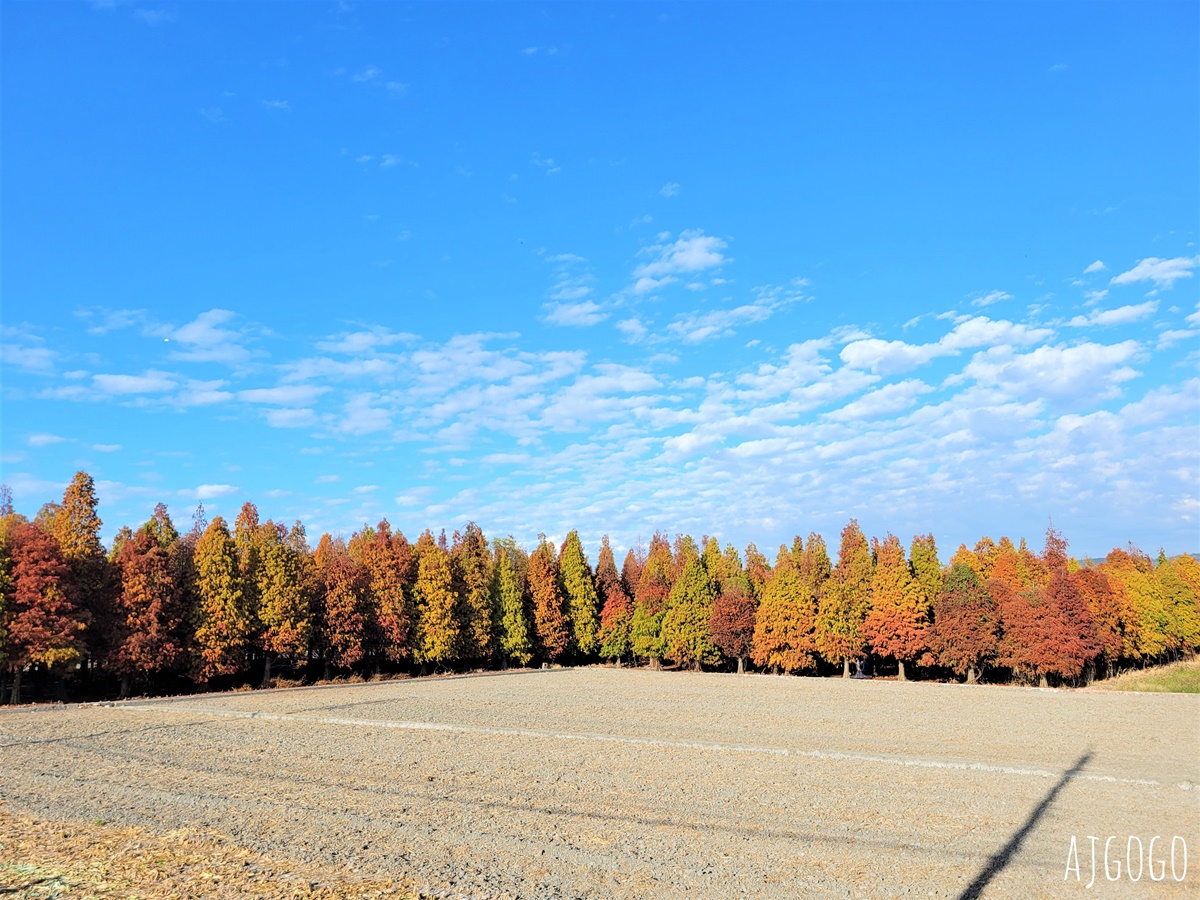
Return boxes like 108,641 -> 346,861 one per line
1,472 -> 1197,703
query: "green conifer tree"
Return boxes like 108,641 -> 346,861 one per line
559,530 -> 599,657
661,556 -> 720,670
192,517 -> 250,680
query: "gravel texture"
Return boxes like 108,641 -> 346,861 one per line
0,667 -> 1196,898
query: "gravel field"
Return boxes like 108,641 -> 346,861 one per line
1,667 -> 1197,898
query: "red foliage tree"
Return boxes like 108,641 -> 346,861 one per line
620,548 -> 644,603
4,523 -> 88,702
596,536 -> 633,663
928,562 -> 997,684
998,569 -> 1099,686
109,529 -> 186,697
314,535 -> 367,673
709,577 -> 756,674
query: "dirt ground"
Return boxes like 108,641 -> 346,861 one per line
1,667 -> 1196,898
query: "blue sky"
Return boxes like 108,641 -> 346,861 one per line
2,1 -> 1198,559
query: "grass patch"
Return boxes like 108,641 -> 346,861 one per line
1093,659 -> 1200,693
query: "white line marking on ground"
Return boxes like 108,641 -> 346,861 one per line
103,702 -> 1172,790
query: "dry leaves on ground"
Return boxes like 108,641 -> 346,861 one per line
0,804 -> 418,900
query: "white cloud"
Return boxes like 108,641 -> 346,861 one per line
668,300 -> 783,344
262,99 -> 290,111
1068,300 -> 1158,327
840,316 -> 1053,375
238,385 -> 329,405
92,444 -> 122,452
659,182 -> 680,198
1156,329 -> 1197,350
265,408 -> 316,428
543,301 -> 607,327
617,317 -> 648,343
338,393 -> 391,435
174,379 -> 234,406
317,328 -> 415,354
1111,256 -> 1197,289
353,65 -> 381,82
531,152 -> 560,175
316,474 -> 341,484
159,309 -> 252,365
1083,260 -> 1106,274
0,342 -> 56,373
93,370 -> 176,394
192,484 -> 239,500
824,379 -> 935,422
78,307 -> 144,335
971,290 -> 1012,308
28,433 -> 66,448
1186,301 -> 1200,327
633,230 -> 729,283
632,275 -> 675,295
957,340 -> 1142,402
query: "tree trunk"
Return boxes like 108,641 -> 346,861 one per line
650,657 -> 661,671
693,660 -> 702,673
966,666 -> 977,684
736,656 -> 745,675
1039,673 -> 1049,689
897,659 -> 906,682
11,669 -> 22,705
260,654 -> 273,689
501,657 -> 508,670
323,660 -> 331,681
614,656 -> 622,668
119,673 -> 130,700
842,658 -> 851,678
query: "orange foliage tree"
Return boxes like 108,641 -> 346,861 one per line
862,534 -> 928,681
